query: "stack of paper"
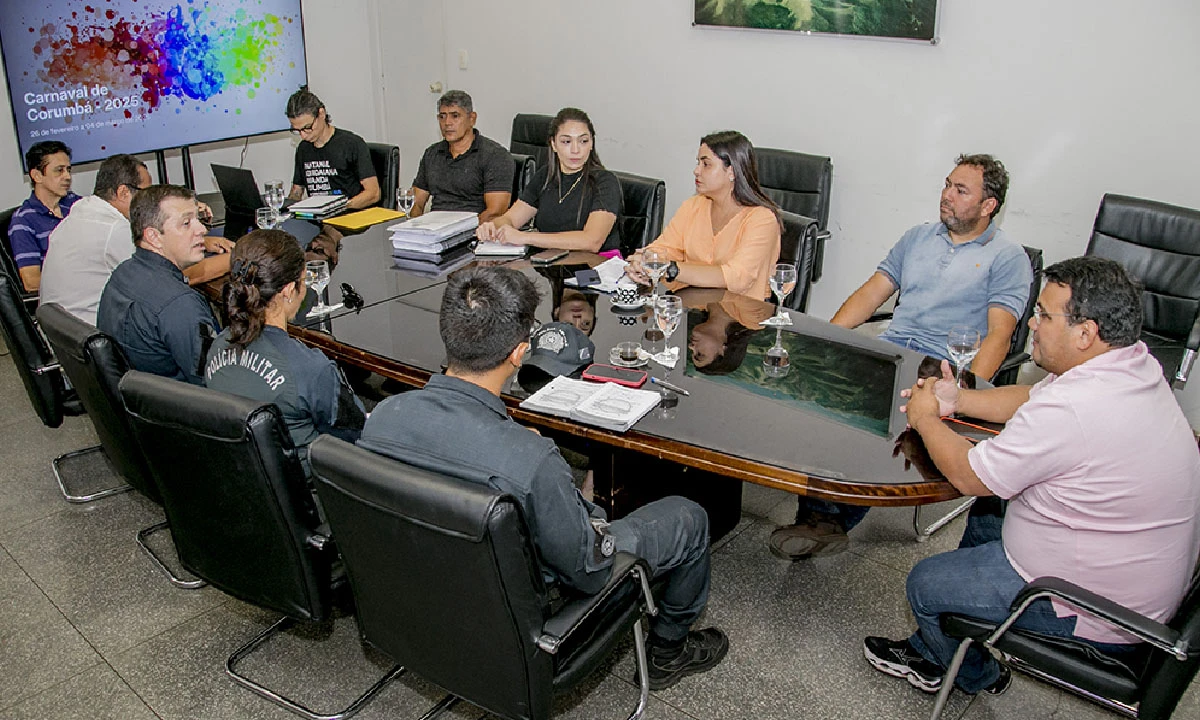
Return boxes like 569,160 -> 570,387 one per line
519,376 -> 660,432
392,245 -> 475,278
290,194 -> 349,219
473,241 -> 528,256
389,211 -> 479,266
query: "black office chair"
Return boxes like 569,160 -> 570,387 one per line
929,570 -> 1200,720
754,148 -> 833,282
512,152 -> 538,201
612,170 -> 665,258
366,142 -> 400,210
510,113 -> 554,169
36,303 -> 201,587
1,206 -> 37,311
778,211 -> 819,313
309,435 -> 658,720
1086,194 -> 1200,389
118,372 -> 402,720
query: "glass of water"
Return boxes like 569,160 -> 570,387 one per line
947,325 -> 982,390
763,327 -> 790,378
642,248 -> 668,307
305,260 -> 340,316
764,263 -> 798,325
398,187 -> 415,215
255,206 -> 279,230
264,180 -> 286,214
655,295 -> 683,360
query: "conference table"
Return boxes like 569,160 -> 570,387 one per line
277,220 -> 967,537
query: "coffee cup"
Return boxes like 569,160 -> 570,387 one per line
614,278 -> 641,307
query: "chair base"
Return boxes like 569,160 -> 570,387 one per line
135,521 -> 207,590
227,616 -> 405,720
628,617 -> 650,720
929,638 -> 1140,720
53,445 -> 131,503
913,498 -> 974,542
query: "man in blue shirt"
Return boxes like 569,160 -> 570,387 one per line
97,185 -> 218,385
8,141 -> 80,292
770,154 -> 1032,561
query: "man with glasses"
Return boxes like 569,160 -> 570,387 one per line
286,87 -> 380,210
98,185 -> 219,385
408,90 -> 512,221
863,256 -> 1200,698
358,266 -> 729,691
41,155 -> 231,326
8,141 -> 80,292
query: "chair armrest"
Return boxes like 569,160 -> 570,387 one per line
866,311 -> 893,324
1007,577 -> 1185,659
994,353 -> 1029,375
537,552 -> 654,654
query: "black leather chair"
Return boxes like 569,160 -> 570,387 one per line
754,148 -> 833,282
510,113 -> 554,169
118,372 -> 402,720
309,435 -> 658,720
989,245 -> 1043,387
928,571 -> 1200,720
777,211 -> 819,313
366,142 -> 400,210
612,170 -> 665,258
0,206 -> 37,310
0,272 -> 104,493
1086,194 -> 1200,389
512,152 -> 537,201
36,304 -> 202,587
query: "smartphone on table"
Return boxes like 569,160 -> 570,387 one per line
581,363 -> 648,388
530,248 -> 569,265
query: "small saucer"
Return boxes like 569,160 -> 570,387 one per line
608,348 -> 648,368
610,301 -> 646,315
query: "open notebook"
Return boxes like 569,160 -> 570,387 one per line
519,376 -> 660,432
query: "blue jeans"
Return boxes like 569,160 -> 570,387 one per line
794,497 -> 870,532
905,513 -> 1130,692
609,496 -> 711,645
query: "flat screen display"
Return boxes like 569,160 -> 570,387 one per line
0,0 -> 307,168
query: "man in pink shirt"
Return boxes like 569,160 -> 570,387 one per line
863,256 -> 1200,697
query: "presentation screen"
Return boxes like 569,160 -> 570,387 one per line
0,0 -> 307,169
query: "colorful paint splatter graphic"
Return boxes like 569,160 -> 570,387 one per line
29,1 -> 291,117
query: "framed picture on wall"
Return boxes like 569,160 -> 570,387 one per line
695,0 -> 940,43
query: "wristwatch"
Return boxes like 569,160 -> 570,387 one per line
664,261 -> 680,282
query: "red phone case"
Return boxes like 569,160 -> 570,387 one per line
581,364 -> 648,388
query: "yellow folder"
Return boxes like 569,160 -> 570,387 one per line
322,207 -> 405,231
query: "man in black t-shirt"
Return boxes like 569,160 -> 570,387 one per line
286,88 -> 381,209
410,90 -> 512,221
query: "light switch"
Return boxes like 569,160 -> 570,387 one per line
458,50 -> 469,70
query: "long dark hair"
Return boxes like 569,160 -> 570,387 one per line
543,107 -> 606,226
286,85 -> 330,124
700,130 -> 780,224
223,230 -> 306,348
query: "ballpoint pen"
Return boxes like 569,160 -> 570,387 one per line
649,377 -> 689,396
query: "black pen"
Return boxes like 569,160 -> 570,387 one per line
649,377 -> 689,396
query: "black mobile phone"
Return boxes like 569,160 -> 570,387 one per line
530,248 -> 569,264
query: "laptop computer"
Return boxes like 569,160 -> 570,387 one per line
211,164 -> 297,240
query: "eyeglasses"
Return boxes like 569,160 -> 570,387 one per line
289,118 -> 318,135
1031,306 -> 1077,324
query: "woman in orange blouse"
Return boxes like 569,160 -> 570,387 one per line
626,131 -> 781,299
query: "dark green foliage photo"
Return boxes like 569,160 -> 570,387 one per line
695,0 -> 937,41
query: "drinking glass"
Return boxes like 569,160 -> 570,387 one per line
305,260 -> 340,316
255,206 -> 279,230
642,248 -> 668,307
764,263 -> 798,325
947,325 -> 982,390
655,295 -> 683,357
397,187 -> 416,215
763,327 -> 791,378
264,180 -> 286,213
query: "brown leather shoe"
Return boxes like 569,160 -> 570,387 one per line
768,520 -> 849,560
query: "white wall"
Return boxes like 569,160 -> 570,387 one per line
375,0 -> 1200,423
0,0 -> 382,201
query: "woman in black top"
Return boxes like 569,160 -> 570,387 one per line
476,107 -> 622,254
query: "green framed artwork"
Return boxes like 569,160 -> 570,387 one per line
695,0 -> 940,43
